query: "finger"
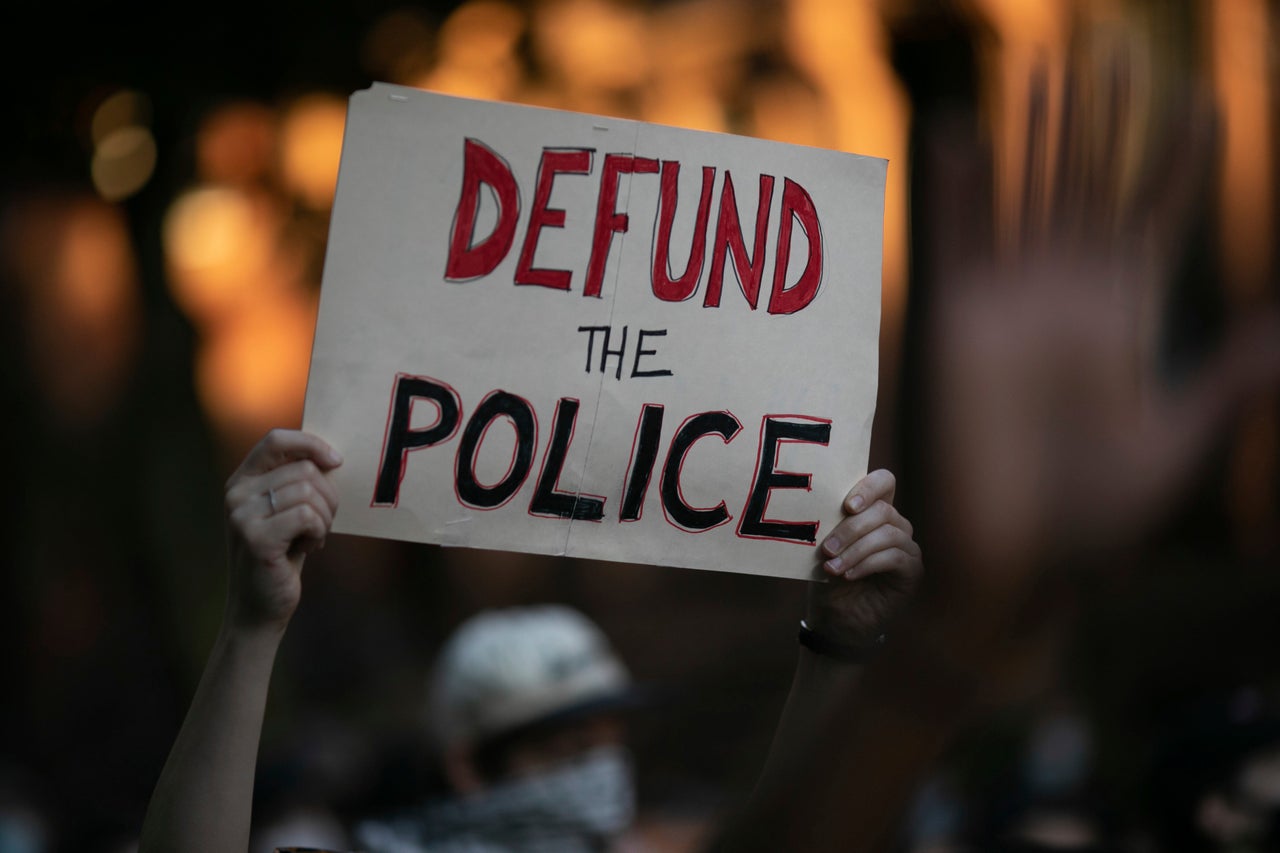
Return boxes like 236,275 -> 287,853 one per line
1084,37 -> 1130,235
234,429 -> 343,481
292,535 -> 328,557
266,479 -> 336,530
1074,310 -> 1280,549
841,546 -> 923,585
258,503 -> 330,557
264,459 -> 341,517
1049,56 -> 1081,236
823,522 -> 919,576
229,458 -> 340,520
1020,59 -> 1050,251
821,499 -> 911,558
842,469 -> 897,516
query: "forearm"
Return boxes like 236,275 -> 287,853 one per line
704,609 -> 983,853
139,620 -> 285,853
750,648 -> 863,807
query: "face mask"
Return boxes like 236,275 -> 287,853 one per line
490,743 -> 637,842
357,744 -> 636,853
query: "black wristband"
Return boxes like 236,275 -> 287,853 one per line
798,619 -> 885,664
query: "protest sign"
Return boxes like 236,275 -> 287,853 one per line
302,82 -> 885,580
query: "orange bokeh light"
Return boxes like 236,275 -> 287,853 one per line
196,101 -> 279,186
279,93 -> 349,210
1,193 -> 142,426
163,185 -> 289,329
195,289 -> 319,460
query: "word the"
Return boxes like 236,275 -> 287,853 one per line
576,326 -> 672,380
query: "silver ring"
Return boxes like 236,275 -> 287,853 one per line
267,488 -> 279,515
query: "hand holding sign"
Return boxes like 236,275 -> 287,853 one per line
807,470 -> 922,651
223,428 -> 343,632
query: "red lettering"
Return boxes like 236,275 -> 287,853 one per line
584,153 -> 659,298
767,178 -> 823,315
651,162 -> 715,302
706,172 -> 775,309
514,148 -> 593,290
444,139 -> 522,281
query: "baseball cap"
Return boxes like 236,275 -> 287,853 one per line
427,604 -> 646,750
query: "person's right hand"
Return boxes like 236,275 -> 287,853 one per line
223,428 -> 343,632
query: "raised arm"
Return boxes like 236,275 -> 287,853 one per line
708,470 -> 923,849
139,429 -> 342,853
705,44 -> 1280,853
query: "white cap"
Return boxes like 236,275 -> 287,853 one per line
427,604 -> 634,749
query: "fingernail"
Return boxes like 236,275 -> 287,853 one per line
822,535 -> 841,555
824,555 -> 843,573
847,495 -> 865,513
328,448 -> 344,465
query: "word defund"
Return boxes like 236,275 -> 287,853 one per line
444,138 -> 826,314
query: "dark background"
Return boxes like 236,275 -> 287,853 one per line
2,1 -> 1278,851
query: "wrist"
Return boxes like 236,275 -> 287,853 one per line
219,607 -> 290,648
798,618 -> 885,665
802,596 -> 890,652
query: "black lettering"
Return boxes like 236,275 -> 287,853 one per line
631,329 -> 673,378
577,326 -> 610,373
373,376 -> 461,506
455,391 -> 536,508
739,417 -> 830,542
620,404 -> 664,521
660,411 -> 741,531
601,325 -> 627,380
529,398 -> 604,520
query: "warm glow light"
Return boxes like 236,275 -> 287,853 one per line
413,0 -> 526,100
91,125 -> 157,201
414,58 -> 523,102
361,6 -> 436,84
90,89 -> 152,146
635,0 -> 761,132
783,0 -> 908,417
532,0 -> 650,91
748,77 -> 830,148
970,0 -> 1068,53
196,101 -> 278,185
1211,0 -> 1277,553
196,289 -> 319,457
1212,0 -> 1273,301
971,0 -> 1071,251
0,194 -> 141,425
640,80 -> 726,133
279,93 -> 347,210
163,186 -> 283,328
645,0 -> 757,91
439,0 -> 524,66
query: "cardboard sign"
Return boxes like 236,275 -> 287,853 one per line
302,82 -> 885,580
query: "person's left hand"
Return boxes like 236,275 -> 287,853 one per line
807,470 -> 923,650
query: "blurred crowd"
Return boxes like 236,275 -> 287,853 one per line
3,0 -> 1279,851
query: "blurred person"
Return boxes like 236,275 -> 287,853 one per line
703,36 -> 1280,853
136,428 -> 924,852
351,603 -> 647,852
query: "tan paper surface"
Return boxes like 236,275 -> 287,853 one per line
302,82 -> 885,580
